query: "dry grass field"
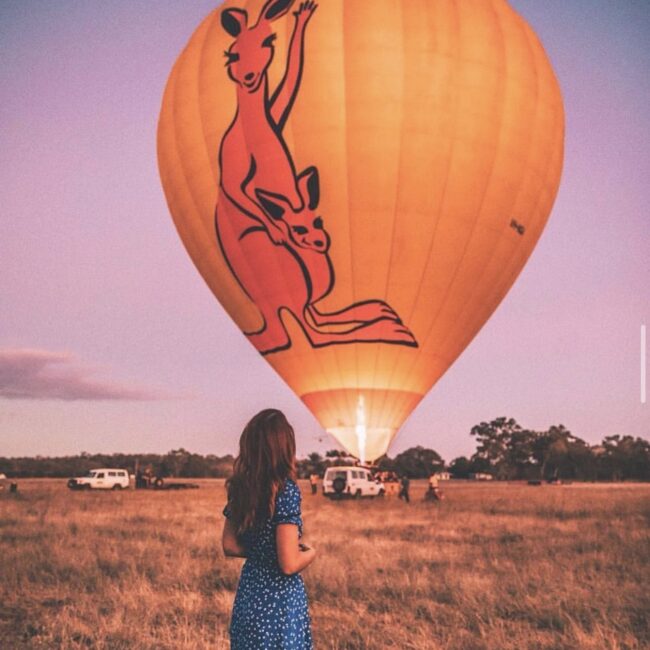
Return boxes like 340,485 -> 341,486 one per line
0,479 -> 648,650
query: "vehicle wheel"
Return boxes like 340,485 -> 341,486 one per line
354,489 -> 361,499
154,477 -> 164,489
112,484 -> 122,491
67,479 -> 77,490
83,484 -> 92,491
332,477 -> 346,495
378,489 -> 385,497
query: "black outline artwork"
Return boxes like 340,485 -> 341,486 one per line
214,0 -> 418,355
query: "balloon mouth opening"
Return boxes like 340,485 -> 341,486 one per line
304,388 -> 422,463
326,422 -> 397,464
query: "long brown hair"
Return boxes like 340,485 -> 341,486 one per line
226,409 -> 297,536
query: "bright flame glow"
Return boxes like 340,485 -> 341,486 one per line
355,395 -> 367,465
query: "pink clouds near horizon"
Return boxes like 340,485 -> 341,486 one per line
0,348 -> 168,402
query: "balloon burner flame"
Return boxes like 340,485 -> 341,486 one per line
355,395 -> 367,465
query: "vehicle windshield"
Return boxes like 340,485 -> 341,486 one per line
85,471 -> 97,478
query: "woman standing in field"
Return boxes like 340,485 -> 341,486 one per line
222,409 -> 315,649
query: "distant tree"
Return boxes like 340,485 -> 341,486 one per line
306,452 -> 325,475
181,452 -> 211,478
296,452 -> 327,478
393,446 -> 445,478
530,425 -> 569,479
321,449 -> 357,467
529,425 -> 595,481
470,417 -> 524,479
502,429 -> 538,479
567,438 -> 598,480
375,455 -> 396,472
449,456 -> 472,479
600,435 -> 650,481
212,454 -> 235,478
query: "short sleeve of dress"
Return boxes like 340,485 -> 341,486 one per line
271,479 -> 302,528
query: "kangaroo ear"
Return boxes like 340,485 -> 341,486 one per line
256,189 -> 288,221
297,167 -> 320,210
221,8 -> 248,37
260,0 -> 295,22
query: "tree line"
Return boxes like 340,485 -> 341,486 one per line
451,418 -> 649,481
1,417 -> 648,481
0,450 -> 235,480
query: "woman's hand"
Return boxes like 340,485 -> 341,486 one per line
277,524 -> 317,575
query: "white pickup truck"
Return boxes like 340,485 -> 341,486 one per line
67,469 -> 130,490
322,466 -> 384,499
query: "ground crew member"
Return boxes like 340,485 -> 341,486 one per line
398,475 -> 410,503
309,473 -> 319,495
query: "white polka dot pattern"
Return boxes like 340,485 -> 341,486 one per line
224,479 -> 313,649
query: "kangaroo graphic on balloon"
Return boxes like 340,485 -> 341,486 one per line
214,0 -> 418,355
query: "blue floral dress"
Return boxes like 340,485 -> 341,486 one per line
223,478 -> 313,649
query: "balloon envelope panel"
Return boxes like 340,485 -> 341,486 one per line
157,0 -> 564,462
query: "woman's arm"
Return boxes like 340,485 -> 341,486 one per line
222,518 -> 248,558
276,523 -> 316,575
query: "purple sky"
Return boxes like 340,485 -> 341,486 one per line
1,0 -> 648,461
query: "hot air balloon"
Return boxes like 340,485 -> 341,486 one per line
157,0 -> 564,463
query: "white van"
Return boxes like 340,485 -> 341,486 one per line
322,466 -> 384,499
67,469 -> 130,490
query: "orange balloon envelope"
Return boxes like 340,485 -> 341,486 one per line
157,0 -> 564,462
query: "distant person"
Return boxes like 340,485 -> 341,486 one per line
398,475 -> 410,503
425,473 -> 444,501
309,473 -> 319,495
222,409 -> 315,649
